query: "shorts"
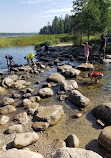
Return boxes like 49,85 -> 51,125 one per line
85,52 -> 89,58
99,47 -> 105,53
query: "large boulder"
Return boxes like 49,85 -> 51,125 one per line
98,126 -> 111,151
69,90 -> 90,108
14,132 -> 39,148
92,102 -> 111,125
0,105 -> 16,114
60,80 -> 78,91
77,63 -> 94,71
57,65 -> 80,78
53,147 -> 102,158
2,77 -> 14,88
0,148 -> 43,158
38,87 -> 53,98
47,73 -> 65,83
34,105 -> 64,126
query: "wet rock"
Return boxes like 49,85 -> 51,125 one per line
32,122 -> 49,131
7,124 -> 23,134
0,105 -> 16,114
35,80 -> 40,84
34,105 -> 64,126
42,82 -> 52,88
0,97 -> 15,106
38,87 -> 53,98
12,93 -> 20,98
26,88 -> 34,93
52,147 -> 102,158
19,73 -> 30,79
18,65 -> 32,72
22,93 -> 32,98
0,115 -> 10,125
14,132 -> 39,148
77,63 -> 94,71
65,134 -> 79,148
2,77 -> 14,88
59,95 -> 67,101
57,65 -> 80,78
98,126 -> 111,151
29,96 -> 41,102
60,80 -> 78,91
0,148 -> 43,158
53,139 -> 66,150
69,90 -> 90,108
92,102 -> 111,125
14,80 -> 31,90
47,73 -> 65,83
40,64 -> 45,69
0,86 -> 6,94
0,71 -> 3,75
14,112 -> 29,124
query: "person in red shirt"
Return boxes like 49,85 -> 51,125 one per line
88,72 -> 103,83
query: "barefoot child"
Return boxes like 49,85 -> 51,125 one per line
88,72 -> 103,83
81,41 -> 94,64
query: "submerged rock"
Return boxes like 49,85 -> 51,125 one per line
69,90 -> 90,108
53,147 -> 102,158
0,148 -> 43,158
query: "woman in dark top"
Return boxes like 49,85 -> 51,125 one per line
99,35 -> 106,59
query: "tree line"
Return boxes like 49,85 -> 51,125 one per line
39,0 -> 111,40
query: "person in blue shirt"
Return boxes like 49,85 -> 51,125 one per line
5,54 -> 14,66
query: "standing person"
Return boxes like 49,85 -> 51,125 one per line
106,31 -> 110,42
99,35 -> 106,59
5,54 -> 14,67
81,41 -> 94,64
24,52 -> 34,65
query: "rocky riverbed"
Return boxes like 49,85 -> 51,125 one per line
0,44 -> 111,158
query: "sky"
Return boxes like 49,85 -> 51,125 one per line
0,0 -> 74,33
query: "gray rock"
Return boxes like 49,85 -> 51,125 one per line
0,97 -> 15,106
22,93 -> 31,98
0,148 -> 43,158
92,102 -> 111,125
77,63 -> 94,71
38,87 -> 53,98
14,112 -> 29,124
60,80 -> 78,91
57,65 -> 80,78
34,105 -> 64,126
47,73 -> 65,83
23,99 -> 39,109
66,134 -> 79,148
7,124 -> 23,134
2,77 -> 14,88
53,147 -> 103,158
69,90 -> 90,108
12,93 -> 20,98
0,105 -> 16,114
0,86 -> 6,94
32,122 -> 49,131
14,132 -> 39,148
0,115 -> 10,125
98,126 -> 111,151
8,75 -> 19,81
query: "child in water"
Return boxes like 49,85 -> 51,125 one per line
81,41 -> 94,64
5,54 -> 15,66
24,52 -> 34,65
88,72 -> 103,83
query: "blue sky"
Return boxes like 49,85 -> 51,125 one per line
0,0 -> 73,33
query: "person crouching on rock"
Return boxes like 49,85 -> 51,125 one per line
24,52 -> 34,65
5,54 -> 15,67
88,72 -> 103,83
81,41 -> 94,64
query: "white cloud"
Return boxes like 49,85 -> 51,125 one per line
42,8 -> 72,14
22,0 -> 52,4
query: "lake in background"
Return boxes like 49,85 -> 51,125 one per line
0,32 -> 38,38
0,46 -> 36,71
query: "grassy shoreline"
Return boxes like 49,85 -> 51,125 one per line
0,34 -> 74,48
